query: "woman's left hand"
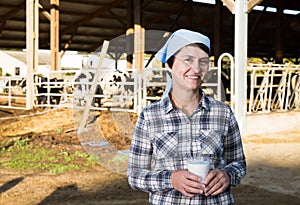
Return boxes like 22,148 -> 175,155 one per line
203,169 -> 230,196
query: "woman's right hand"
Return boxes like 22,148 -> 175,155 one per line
171,169 -> 205,198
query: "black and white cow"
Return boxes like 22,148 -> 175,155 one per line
35,76 -> 64,105
3,78 -> 26,95
72,69 -> 134,108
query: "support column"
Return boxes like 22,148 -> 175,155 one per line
133,0 -> 145,114
50,0 -> 60,71
26,0 -> 39,109
133,0 -> 144,72
234,0 -> 248,136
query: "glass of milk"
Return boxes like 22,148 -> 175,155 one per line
187,158 -> 211,183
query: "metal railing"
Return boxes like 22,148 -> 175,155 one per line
247,63 -> 300,114
1,63 -> 299,115
0,76 -> 27,109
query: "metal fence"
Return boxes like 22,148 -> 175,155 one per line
247,63 -> 300,114
0,76 -> 27,109
1,63 -> 299,115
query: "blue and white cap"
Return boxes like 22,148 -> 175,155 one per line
155,29 -> 210,63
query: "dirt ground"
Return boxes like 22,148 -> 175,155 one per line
0,107 -> 299,205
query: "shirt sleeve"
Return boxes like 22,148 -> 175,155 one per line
127,111 -> 173,193
222,106 -> 247,187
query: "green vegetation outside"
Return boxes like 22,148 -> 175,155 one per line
0,138 -> 97,174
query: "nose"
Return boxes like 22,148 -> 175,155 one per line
189,61 -> 202,73
190,61 -> 209,79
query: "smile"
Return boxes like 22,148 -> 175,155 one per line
186,75 -> 200,79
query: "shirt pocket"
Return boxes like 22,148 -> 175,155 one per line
151,132 -> 178,160
195,129 -> 225,167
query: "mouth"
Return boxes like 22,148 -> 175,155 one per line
186,75 -> 200,79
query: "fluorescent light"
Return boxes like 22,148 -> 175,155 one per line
253,6 -> 264,11
266,7 -> 277,13
192,0 -> 215,5
284,9 -> 300,15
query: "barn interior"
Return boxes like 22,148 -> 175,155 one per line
1,0 -> 300,65
1,0 -> 300,137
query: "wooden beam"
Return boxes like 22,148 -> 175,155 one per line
220,0 -> 235,14
26,0 -> 39,110
134,0 -> 144,71
61,26 -> 79,58
50,0 -> 60,71
77,40 -> 109,134
38,3 -> 51,21
247,0 -> 264,13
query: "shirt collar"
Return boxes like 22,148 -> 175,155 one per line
160,89 -> 210,114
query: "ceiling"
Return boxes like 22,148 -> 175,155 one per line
0,0 -> 300,62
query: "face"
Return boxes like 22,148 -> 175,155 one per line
170,44 -> 209,91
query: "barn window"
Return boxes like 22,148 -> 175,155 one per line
15,67 -> 20,76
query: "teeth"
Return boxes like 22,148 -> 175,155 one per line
186,75 -> 199,79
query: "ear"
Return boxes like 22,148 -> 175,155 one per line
165,64 -> 172,72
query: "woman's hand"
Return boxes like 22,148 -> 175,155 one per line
203,169 -> 230,196
171,169 -> 205,198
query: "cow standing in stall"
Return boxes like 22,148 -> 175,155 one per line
3,78 -> 26,95
35,75 -> 65,105
73,68 -> 134,108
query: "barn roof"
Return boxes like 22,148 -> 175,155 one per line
0,0 -> 300,61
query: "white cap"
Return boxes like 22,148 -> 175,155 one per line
155,29 -> 210,63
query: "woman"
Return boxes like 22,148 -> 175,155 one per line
127,29 -> 246,204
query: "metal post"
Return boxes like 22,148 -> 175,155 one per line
234,0 -> 248,136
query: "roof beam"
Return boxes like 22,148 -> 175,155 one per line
221,0 -> 265,14
61,0 -> 124,35
221,0 -> 235,14
38,3 -> 51,21
0,2 -> 25,36
247,0 -> 264,13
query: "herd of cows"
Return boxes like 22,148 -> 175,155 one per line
0,68 -> 299,110
0,69 -> 166,108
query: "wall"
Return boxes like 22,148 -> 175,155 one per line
0,51 -> 27,76
246,111 -> 300,136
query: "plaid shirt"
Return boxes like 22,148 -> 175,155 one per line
127,91 -> 246,205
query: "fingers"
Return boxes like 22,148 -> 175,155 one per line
171,170 -> 204,198
204,169 -> 230,196
171,169 -> 230,198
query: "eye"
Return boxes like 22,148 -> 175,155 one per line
184,57 -> 194,64
199,58 -> 209,67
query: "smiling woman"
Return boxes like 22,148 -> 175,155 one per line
127,29 -> 247,205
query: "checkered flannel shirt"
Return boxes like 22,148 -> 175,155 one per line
127,90 -> 246,205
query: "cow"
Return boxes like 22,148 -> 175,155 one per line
72,68 -> 134,108
3,78 -> 26,95
35,76 -> 64,105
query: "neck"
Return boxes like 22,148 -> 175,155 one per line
170,90 -> 201,116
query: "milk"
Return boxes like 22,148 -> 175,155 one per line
187,159 -> 210,183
